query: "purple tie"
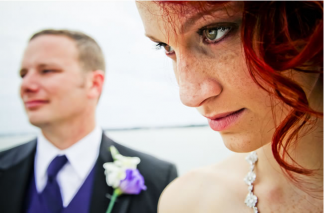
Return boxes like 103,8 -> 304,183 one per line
41,155 -> 68,213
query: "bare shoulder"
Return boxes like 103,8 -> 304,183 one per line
158,153 -> 250,213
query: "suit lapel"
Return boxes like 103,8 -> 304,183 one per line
89,132 -> 132,213
0,140 -> 36,213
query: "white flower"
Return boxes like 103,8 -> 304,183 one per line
110,146 -> 140,169
103,162 -> 126,188
103,146 -> 141,188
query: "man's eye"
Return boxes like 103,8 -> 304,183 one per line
202,26 -> 232,43
42,69 -> 54,74
156,43 -> 175,55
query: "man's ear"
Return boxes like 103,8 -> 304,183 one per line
88,70 -> 105,100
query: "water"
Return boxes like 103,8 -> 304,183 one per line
0,126 -> 233,175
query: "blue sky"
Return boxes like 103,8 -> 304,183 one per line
0,1 -> 207,135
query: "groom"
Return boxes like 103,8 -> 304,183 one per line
0,29 -> 177,213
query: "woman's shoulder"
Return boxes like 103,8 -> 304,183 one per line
158,153 -> 249,213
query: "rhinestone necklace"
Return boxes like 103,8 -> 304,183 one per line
244,151 -> 259,213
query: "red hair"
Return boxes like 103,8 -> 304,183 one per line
154,1 -> 323,177
242,2 -> 323,177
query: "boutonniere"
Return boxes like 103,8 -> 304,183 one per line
103,146 -> 147,213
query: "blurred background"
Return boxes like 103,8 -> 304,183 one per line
0,1 -> 233,175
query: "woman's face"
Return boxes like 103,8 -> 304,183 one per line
137,2 -> 288,152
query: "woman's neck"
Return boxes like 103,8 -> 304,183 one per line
255,118 -> 323,211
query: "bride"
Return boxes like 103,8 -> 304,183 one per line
136,1 -> 323,213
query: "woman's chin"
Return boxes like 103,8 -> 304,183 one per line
221,134 -> 267,153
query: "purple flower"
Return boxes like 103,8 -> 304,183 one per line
119,169 -> 147,194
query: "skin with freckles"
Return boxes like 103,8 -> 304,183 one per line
20,35 -> 105,149
137,2 -> 323,213
139,2 -> 290,153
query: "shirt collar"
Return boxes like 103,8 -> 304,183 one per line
36,126 -> 102,182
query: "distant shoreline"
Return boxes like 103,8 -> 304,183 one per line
0,126 -> 231,175
0,124 -> 208,137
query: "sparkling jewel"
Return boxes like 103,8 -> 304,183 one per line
245,151 -> 258,165
245,192 -> 258,208
250,164 -> 255,171
244,171 -> 256,185
244,151 -> 259,212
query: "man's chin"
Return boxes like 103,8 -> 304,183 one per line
28,115 -> 52,128
26,110 -> 50,126
29,120 -> 48,128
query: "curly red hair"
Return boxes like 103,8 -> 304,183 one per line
242,2 -> 323,178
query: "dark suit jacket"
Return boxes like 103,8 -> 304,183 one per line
0,132 -> 178,213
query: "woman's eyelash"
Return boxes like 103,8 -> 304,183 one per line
155,42 -> 166,50
197,26 -> 230,36
154,42 -> 175,55
197,23 -> 238,44
154,23 -> 237,55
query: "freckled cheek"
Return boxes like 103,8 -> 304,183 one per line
201,55 -> 241,85
214,52 -> 252,88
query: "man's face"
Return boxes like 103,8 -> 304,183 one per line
20,35 -> 91,127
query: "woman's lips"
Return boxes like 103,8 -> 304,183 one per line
207,108 -> 245,131
25,100 -> 49,109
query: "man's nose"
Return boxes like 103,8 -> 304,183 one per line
20,71 -> 40,95
176,52 -> 222,108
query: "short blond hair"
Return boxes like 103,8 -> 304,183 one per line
30,29 -> 106,72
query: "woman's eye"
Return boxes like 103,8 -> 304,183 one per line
203,27 -> 231,43
164,45 -> 175,55
156,43 -> 175,55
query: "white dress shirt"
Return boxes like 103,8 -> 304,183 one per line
35,126 -> 102,207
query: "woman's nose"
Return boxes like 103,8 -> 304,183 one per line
175,52 -> 222,107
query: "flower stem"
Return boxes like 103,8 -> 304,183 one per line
106,189 -> 122,213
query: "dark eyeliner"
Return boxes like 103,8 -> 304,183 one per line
155,42 -> 175,56
197,22 -> 238,44
155,42 -> 166,50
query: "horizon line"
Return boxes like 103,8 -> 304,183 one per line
0,124 -> 209,137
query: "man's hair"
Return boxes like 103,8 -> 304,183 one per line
30,29 -> 106,72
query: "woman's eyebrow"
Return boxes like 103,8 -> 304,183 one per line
144,4 -> 230,42
145,34 -> 161,43
181,7 -> 225,34
145,8 -> 225,41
